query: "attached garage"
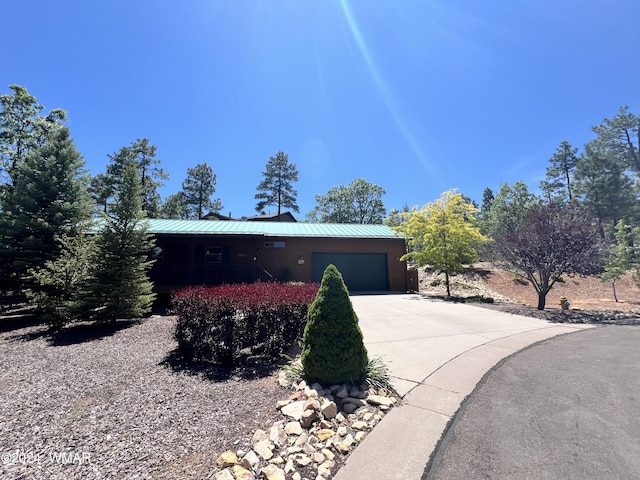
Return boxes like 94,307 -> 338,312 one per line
312,253 -> 388,292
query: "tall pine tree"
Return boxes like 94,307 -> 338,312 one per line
574,142 -> 637,237
255,151 -> 299,216
182,163 -> 222,219
106,138 -> 168,217
0,84 -> 66,184
540,141 -> 579,202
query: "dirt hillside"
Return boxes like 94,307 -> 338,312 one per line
415,262 -> 640,313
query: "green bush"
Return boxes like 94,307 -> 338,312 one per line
301,264 -> 368,385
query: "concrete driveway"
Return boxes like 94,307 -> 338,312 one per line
334,294 -> 593,480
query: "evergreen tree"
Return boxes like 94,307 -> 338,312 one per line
302,264 -> 368,385
160,192 -> 189,219
484,181 -> 537,237
255,151 -> 299,216
591,106 -> 639,175
0,126 -> 93,291
481,188 -> 494,213
30,230 -> 95,329
574,142 -> 637,237
182,162 -> 222,219
107,138 -> 168,217
540,141 -> 579,202
478,187 -> 495,234
86,160 -> 156,321
89,173 -> 113,214
602,220 -> 638,303
384,204 -> 411,228
0,84 -> 66,184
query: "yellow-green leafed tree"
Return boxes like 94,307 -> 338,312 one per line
394,190 -> 488,297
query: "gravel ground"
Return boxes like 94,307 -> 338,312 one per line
0,316 -> 289,480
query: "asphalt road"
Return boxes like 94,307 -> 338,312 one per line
424,326 -> 640,480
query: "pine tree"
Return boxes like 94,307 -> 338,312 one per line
106,138 -> 168,217
0,126 -> 93,291
540,141 -> 579,202
87,160 -> 156,321
574,142 -> 637,237
30,230 -> 95,329
591,106 -> 639,175
89,173 -> 113,213
182,163 -> 222,219
301,264 -> 368,385
255,151 -> 299,216
160,192 -> 189,219
602,220 -> 637,302
0,84 -> 66,184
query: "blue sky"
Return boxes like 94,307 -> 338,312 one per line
4,1 -> 640,219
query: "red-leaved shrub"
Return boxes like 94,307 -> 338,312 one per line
171,282 -> 319,366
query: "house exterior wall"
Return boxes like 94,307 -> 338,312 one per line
151,234 -> 407,292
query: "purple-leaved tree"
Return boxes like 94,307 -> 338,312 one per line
492,200 -> 605,310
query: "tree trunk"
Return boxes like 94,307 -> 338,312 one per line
445,271 -> 451,297
537,292 -> 546,310
611,280 -> 619,302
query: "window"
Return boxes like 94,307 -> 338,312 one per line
264,241 -> 286,248
205,246 -> 222,263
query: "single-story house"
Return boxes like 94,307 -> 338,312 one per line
146,219 -> 408,294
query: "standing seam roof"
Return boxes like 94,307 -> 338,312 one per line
146,219 -> 400,239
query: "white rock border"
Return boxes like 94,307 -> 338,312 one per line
214,377 -> 398,480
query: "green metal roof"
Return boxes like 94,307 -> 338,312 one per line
146,219 -> 400,239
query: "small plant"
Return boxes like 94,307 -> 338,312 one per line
280,354 -> 305,384
365,356 -> 396,394
430,279 -> 442,287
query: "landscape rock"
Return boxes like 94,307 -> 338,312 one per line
320,400 -> 337,419
269,423 -> 287,446
260,464 -> 285,480
213,380 -> 399,480
214,469 -> 235,480
335,385 -> 349,398
281,400 -> 305,420
367,394 -> 394,407
318,428 -> 335,441
253,429 -> 269,444
284,421 -> 303,436
216,451 -> 238,467
341,403 -> 358,414
232,465 -> 255,480
300,408 -> 318,428
318,460 -> 335,477
351,420 -> 368,431
254,440 -> 274,460
240,450 -> 260,469
304,397 -> 321,412
293,454 -> 312,467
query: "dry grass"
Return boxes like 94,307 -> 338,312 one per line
417,262 -> 640,312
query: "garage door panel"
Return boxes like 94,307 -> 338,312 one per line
312,253 -> 388,291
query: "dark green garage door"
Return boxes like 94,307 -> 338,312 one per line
311,253 -> 388,292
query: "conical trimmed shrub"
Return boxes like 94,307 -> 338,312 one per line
301,264 -> 368,385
